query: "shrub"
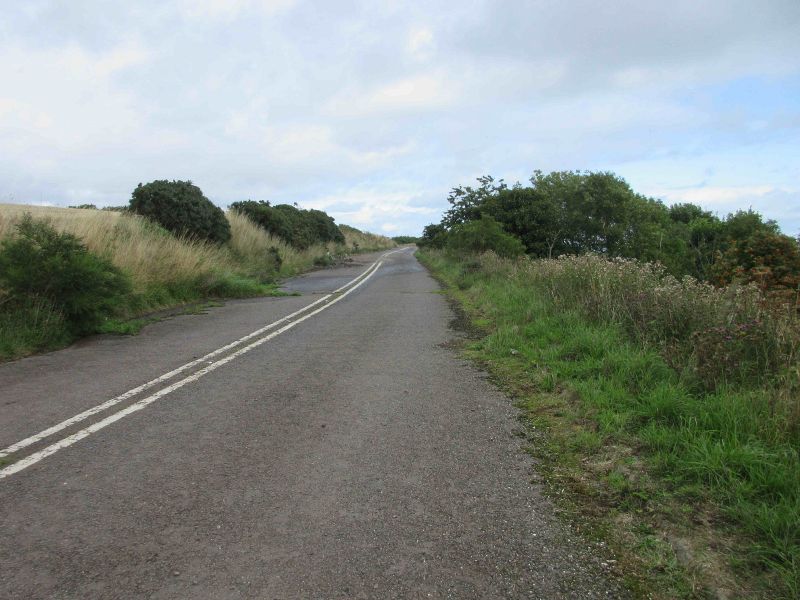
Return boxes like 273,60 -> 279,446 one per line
508,253 -> 798,391
230,200 -> 344,249
445,215 -> 525,258
419,223 -> 448,249
392,235 -> 420,244
711,230 -> 800,301
0,215 -> 131,334
130,180 -> 231,244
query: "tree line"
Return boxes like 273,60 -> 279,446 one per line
421,171 -> 800,295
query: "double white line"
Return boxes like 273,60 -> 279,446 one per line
0,256 -> 388,480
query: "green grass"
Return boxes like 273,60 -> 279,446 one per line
0,297 -> 71,361
419,249 -> 798,599
0,273 -> 293,361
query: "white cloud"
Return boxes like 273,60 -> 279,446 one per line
0,0 -> 798,235
178,0 -> 296,20
326,73 -> 457,116
647,185 -> 785,206
407,27 -> 435,60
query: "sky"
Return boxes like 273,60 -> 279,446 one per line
1,1 -> 799,237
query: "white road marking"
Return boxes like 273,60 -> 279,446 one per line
0,256 -> 387,465
1,260 -> 383,479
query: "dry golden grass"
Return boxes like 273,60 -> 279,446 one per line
0,204 -> 239,294
339,224 -> 395,252
0,204 -> 396,295
226,209 -> 332,277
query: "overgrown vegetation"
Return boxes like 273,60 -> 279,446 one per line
0,215 -> 131,335
391,235 -> 420,244
421,171 -> 800,298
416,169 -> 799,597
230,200 -> 345,248
419,249 -> 799,598
130,180 -> 231,244
0,194 -> 393,360
339,224 -> 396,252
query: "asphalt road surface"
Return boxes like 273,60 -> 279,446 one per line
0,248 -> 624,599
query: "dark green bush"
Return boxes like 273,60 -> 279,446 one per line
445,215 -> 525,258
392,236 -> 420,244
230,200 -> 344,248
418,223 -> 448,249
0,215 -> 131,335
130,180 -> 231,244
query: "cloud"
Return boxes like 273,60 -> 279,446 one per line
647,185 -> 784,206
326,73 -> 457,116
0,0 -> 798,235
177,0 -> 297,20
407,27 -> 435,60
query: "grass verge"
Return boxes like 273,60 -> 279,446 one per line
418,249 -> 798,600
0,204 -> 394,361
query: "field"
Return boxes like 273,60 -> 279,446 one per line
0,204 -> 394,360
419,249 -> 799,599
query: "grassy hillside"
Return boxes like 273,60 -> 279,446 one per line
420,249 -> 799,599
0,204 -> 394,359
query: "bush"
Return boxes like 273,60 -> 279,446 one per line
419,223 -> 448,249
230,200 -> 344,249
392,235 -> 420,244
0,215 -> 131,334
445,215 -> 525,258
711,230 -> 800,300
130,180 -> 231,244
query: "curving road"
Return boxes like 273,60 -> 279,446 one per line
0,248 -> 623,599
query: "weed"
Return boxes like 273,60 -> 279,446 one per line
419,249 -> 799,599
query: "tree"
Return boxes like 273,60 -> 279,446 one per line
445,215 -> 525,258
442,175 -> 507,228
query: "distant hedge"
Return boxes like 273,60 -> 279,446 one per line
230,200 -> 344,248
130,180 -> 231,244
392,236 -> 420,244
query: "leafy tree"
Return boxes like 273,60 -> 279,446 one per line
445,215 -> 525,258
424,170 -> 797,294
668,203 -> 713,224
419,223 -> 448,249
442,175 -> 507,228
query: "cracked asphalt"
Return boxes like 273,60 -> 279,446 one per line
0,248 -> 625,599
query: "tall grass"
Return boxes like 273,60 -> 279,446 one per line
0,204 -> 394,359
420,249 -> 800,598
1,205 -> 394,298
1,205 -> 244,299
339,224 -> 396,252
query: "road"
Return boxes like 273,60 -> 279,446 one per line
0,248 -> 623,599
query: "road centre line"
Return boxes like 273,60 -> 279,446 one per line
0,257 -> 385,462
0,260 -> 383,480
